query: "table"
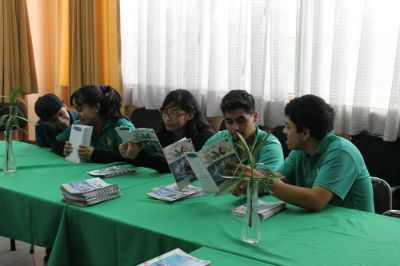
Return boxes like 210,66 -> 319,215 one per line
2,142 -> 400,266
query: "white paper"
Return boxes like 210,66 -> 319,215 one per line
66,125 -> 93,163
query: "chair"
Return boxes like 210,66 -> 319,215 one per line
271,125 -> 290,158
371,176 -> 392,214
130,107 -> 162,131
351,132 -> 400,209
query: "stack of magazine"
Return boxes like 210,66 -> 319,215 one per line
231,200 -> 286,220
147,183 -> 204,202
86,165 -> 136,178
137,248 -> 210,266
61,177 -> 120,206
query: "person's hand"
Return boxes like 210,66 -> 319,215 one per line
119,142 -> 141,160
229,163 -> 264,178
77,144 -> 94,161
63,141 -> 73,157
231,181 -> 247,197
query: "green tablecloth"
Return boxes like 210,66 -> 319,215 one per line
1,142 -> 400,266
0,142 -> 165,247
50,174 -> 400,265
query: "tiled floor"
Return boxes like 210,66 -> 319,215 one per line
0,236 -> 46,266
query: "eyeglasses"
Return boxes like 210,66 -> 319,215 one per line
159,109 -> 186,119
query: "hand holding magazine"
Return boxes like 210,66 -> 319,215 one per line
115,127 -> 164,160
66,125 -> 93,163
184,137 -> 240,193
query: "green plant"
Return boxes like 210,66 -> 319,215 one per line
0,86 -> 28,135
217,132 -> 283,228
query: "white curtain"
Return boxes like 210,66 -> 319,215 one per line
296,0 -> 400,141
120,0 -> 296,127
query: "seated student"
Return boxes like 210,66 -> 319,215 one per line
234,94 -> 375,213
34,93 -> 77,149
55,85 -> 134,163
119,89 -> 214,172
204,90 -> 284,173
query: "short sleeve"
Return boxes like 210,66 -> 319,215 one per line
313,150 -> 358,199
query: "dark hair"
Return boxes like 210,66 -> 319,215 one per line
159,89 -> 211,138
284,94 -> 335,140
220,90 -> 255,114
70,85 -> 123,120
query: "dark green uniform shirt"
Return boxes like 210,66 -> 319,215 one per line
278,132 -> 375,212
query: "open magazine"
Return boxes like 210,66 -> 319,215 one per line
115,127 -> 165,160
163,138 -> 197,188
184,137 -> 240,193
137,248 -> 210,266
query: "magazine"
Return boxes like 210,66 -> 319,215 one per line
147,183 -> 204,202
231,200 -> 286,220
115,127 -> 164,160
184,137 -> 240,193
86,165 -> 136,178
137,248 -> 210,266
61,177 -> 120,206
163,138 -> 197,189
66,125 -> 93,163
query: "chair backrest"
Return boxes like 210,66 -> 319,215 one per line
351,133 -> 400,187
371,176 -> 392,214
271,125 -> 290,158
130,107 -> 162,131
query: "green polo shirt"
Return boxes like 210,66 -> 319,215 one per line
56,118 -> 135,151
204,127 -> 284,171
278,131 -> 374,212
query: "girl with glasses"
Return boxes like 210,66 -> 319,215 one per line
119,89 -> 214,172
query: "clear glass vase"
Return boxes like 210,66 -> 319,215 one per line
3,131 -> 16,173
242,179 -> 260,244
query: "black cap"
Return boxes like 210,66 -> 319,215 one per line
34,94 -> 63,121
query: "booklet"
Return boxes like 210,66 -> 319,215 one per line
137,248 -> 210,266
147,183 -> 204,202
184,137 -> 240,193
86,165 -> 136,178
163,138 -> 197,189
115,127 -> 164,160
66,125 -> 93,163
231,200 -> 286,220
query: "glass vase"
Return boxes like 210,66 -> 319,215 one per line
242,179 -> 260,244
3,131 -> 16,173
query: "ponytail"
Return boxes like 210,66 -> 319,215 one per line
71,85 -> 123,120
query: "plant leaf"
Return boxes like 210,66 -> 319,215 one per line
215,177 -> 245,196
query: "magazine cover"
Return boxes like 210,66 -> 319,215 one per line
163,138 -> 197,189
147,183 -> 203,202
66,125 -> 93,163
232,200 -> 286,220
185,137 -> 240,193
115,127 -> 164,160
137,248 -> 210,266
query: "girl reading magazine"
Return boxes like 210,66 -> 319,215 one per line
119,89 -> 214,172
